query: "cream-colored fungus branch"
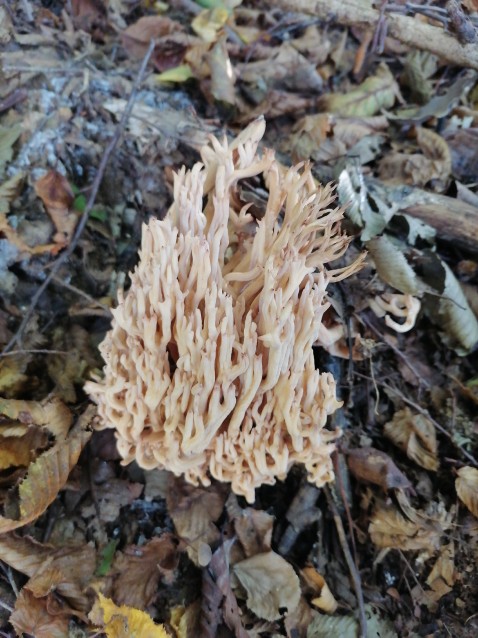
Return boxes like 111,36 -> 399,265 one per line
86,119 -> 363,503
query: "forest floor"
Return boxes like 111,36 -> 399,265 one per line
0,0 -> 478,636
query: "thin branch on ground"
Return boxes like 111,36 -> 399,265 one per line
1,38 -> 156,356
361,315 -> 430,389
0,349 -> 68,358
324,486 -> 367,638
51,275 -> 112,315
383,383 -> 478,467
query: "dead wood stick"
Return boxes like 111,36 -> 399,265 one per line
1,40 -> 156,355
400,191 -> 478,253
271,0 -> 478,70
324,486 -> 367,638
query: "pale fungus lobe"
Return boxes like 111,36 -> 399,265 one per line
86,119 -> 363,503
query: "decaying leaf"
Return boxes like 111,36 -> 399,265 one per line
369,504 -> 444,554
121,15 -> 182,60
320,63 -> 401,117
0,406 -> 93,533
456,466 -> 478,517
434,260 -> 478,353
233,551 -> 300,621
0,124 -> 22,173
206,38 -> 236,105
202,536 -> 248,638
390,71 -> 477,122
9,589 -> 70,638
89,593 -> 169,638
192,7 -> 230,42
347,447 -> 412,491
166,478 -> 226,566
307,603 -> 398,638
237,42 -> 323,100
0,396 -> 73,439
337,165 -> 398,241
384,407 -> 438,471
401,51 -> 439,104
367,235 -> 420,294
34,170 -> 78,245
378,127 -> 451,190
425,542 -> 456,604
82,477 -> 143,523
111,535 -> 180,609
228,499 -> 274,557
0,172 -> 24,215
0,427 -> 48,470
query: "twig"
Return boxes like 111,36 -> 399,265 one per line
324,486 -> 367,638
361,315 -> 430,389
270,0 -> 478,70
51,275 -> 112,314
0,349 -> 68,358
1,39 -> 156,355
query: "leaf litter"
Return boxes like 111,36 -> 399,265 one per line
0,0 -> 478,637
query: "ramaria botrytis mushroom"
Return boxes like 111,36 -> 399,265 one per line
86,119 -> 364,503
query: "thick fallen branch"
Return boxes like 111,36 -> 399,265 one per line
272,0 -> 478,70
400,190 -> 478,253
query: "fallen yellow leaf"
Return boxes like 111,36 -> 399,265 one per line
90,593 -> 169,638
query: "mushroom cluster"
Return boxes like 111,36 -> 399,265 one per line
86,119 -> 362,502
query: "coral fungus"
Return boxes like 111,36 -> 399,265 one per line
86,119 -> 362,502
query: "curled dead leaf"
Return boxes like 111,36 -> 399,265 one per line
233,551 -> 300,621
166,477 -> 227,566
89,593 -> 169,638
347,447 -> 412,491
384,407 -> 438,471
320,63 -> 401,117
456,466 -> 478,517
0,406 -> 93,533
9,589 -> 70,638
34,170 -> 78,245
369,504 -> 444,554
111,535 -> 181,609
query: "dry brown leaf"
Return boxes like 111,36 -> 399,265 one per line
378,127 -> 451,189
89,593 -> 169,638
347,447 -> 412,491
0,427 -> 48,470
456,466 -> 478,517
0,534 -> 96,611
111,535 -> 180,609
231,507 -> 274,558
206,38 -> 236,105
82,477 -> 143,523
166,477 -> 226,566
237,42 -> 323,95
192,7 -> 229,42
233,551 -> 300,621
0,406 -> 93,533
34,170 -> 78,245
121,15 -> 182,60
369,504 -> 443,553
320,63 -> 401,117
384,407 -> 438,471
0,534 -> 52,577
426,542 -> 456,597
411,542 -> 456,611
9,589 -> 70,638
0,396 -> 73,439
